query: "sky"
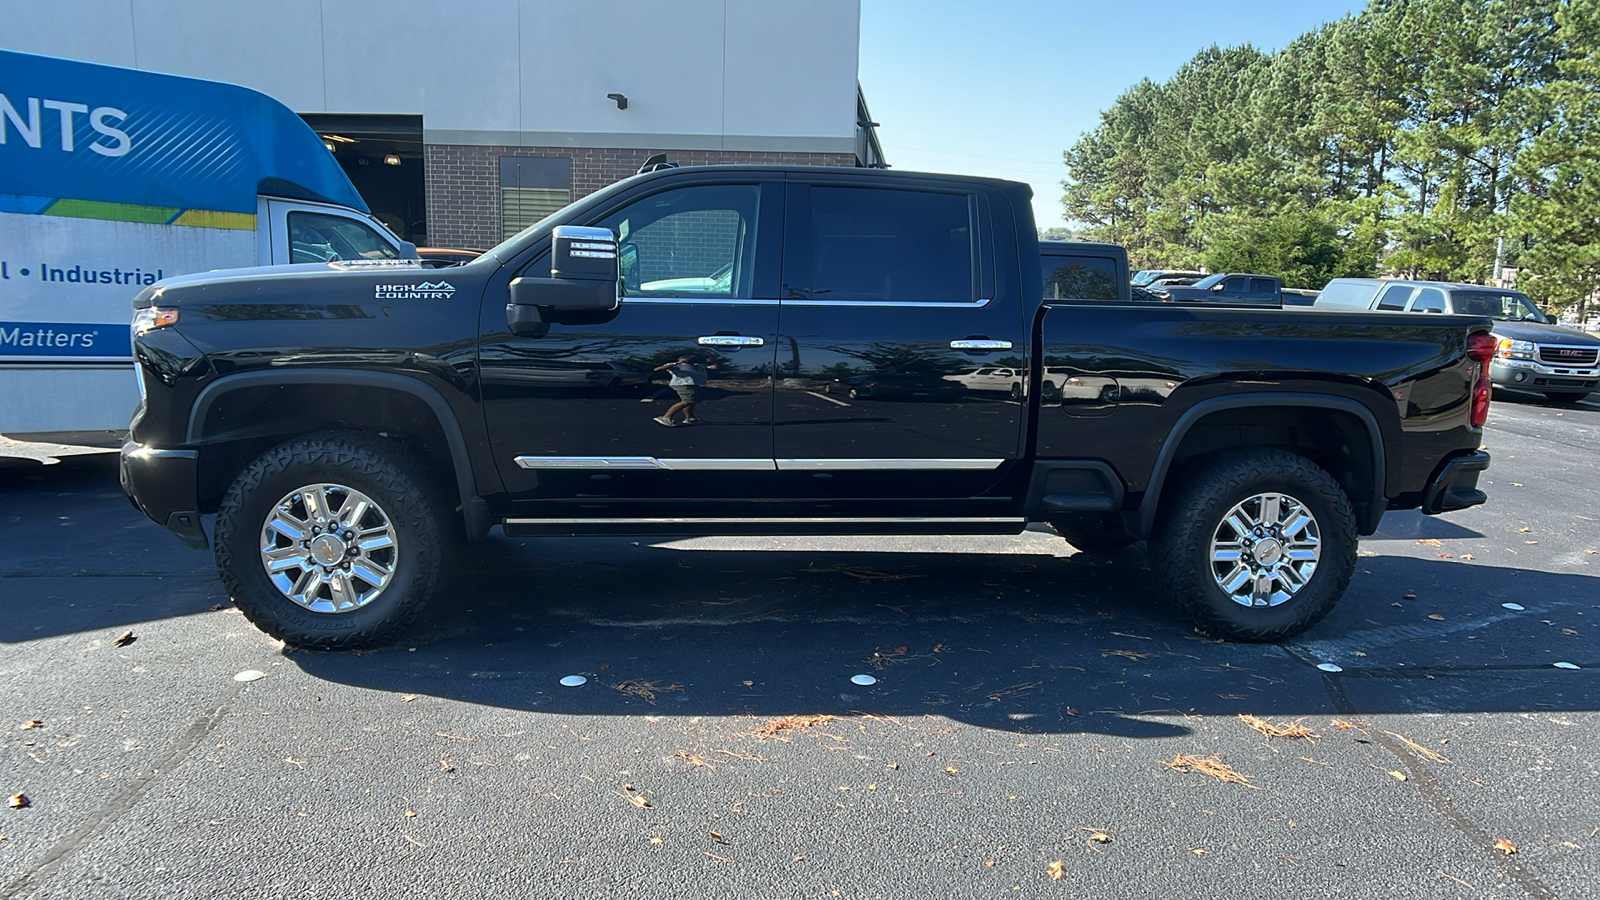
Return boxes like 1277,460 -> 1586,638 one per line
858,0 -> 1367,231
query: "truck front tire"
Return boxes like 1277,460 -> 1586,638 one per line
214,431 -> 446,650
1150,449 -> 1357,642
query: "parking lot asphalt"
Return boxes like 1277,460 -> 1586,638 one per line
1,391 -> 1597,899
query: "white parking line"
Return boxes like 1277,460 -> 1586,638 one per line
806,391 -> 852,408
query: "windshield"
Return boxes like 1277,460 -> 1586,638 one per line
1453,290 -> 1546,323
1191,273 -> 1226,289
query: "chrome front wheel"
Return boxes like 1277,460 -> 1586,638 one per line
260,483 -> 399,613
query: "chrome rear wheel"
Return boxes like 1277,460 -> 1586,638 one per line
1208,492 -> 1321,608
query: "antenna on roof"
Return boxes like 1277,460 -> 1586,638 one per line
638,153 -> 679,174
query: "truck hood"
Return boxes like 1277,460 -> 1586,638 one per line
133,260 -> 430,308
1489,318 -> 1600,346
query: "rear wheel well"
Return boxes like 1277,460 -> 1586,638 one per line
1155,406 -> 1378,531
194,384 -> 457,516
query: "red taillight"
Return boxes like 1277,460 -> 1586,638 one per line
1466,332 -> 1497,363
1467,332 -> 1494,428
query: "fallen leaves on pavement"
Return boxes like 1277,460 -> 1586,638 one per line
1494,838 -> 1517,855
20,720 -> 42,731
986,682 -> 1042,702
613,681 -> 683,702
1101,649 -> 1154,660
673,750 -> 713,768
438,756 -> 454,774
621,791 -> 651,809
1046,860 -> 1066,881
1163,754 -> 1259,788
7,794 -> 29,809
113,630 -> 135,647
1239,714 -> 1317,741
1385,731 -> 1451,764
867,646 -> 909,669
751,714 -> 837,740
1082,828 -> 1112,845
1389,771 -> 1409,781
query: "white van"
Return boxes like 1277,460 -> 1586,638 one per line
1,49 -> 415,435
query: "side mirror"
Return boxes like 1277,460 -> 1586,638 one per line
506,226 -> 621,337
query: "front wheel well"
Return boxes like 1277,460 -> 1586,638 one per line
1151,405 -> 1380,534
193,383 -> 458,516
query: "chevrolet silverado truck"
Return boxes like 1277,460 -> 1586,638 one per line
120,165 -> 1496,650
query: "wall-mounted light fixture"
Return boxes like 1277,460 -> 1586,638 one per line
383,153 -> 402,166
607,93 -> 628,110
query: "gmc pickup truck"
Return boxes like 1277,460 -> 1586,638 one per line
120,165 -> 1495,650
1316,278 -> 1600,403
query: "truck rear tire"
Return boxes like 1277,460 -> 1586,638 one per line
214,431 -> 447,650
1150,449 -> 1357,642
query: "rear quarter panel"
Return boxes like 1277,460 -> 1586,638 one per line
1034,304 -> 1489,501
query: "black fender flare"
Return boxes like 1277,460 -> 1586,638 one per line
186,368 -> 491,540
1131,392 -> 1388,539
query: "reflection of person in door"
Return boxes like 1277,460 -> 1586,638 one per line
652,355 -> 717,426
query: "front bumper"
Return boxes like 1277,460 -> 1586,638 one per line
1421,450 -> 1490,516
120,438 -> 207,550
1490,359 -> 1599,393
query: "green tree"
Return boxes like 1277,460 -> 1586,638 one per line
1513,0 -> 1600,320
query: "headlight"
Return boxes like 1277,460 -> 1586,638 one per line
132,306 -> 180,335
1496,338 -> 1535,360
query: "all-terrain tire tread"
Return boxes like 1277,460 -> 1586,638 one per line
1150,448 -> 1357,642
214,431 -> 446,650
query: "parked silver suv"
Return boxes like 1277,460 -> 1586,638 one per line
1317,278 -> 1599,403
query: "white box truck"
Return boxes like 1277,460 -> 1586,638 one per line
1,49 -> 415,436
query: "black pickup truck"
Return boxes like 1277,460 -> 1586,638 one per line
121,165 -> 1495,650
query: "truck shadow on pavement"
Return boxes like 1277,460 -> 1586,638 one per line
288,534 -> 1600,738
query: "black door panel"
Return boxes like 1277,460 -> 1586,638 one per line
772,181 -> 1025,500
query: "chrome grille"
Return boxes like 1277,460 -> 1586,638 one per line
1538,345 -> 1599,366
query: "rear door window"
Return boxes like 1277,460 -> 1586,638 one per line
1250,278 -> 1277,296
1409,288 -> 1447,313
805,187 -> 974,303
1042,256 -> 1118,300
1376,284 -> 1415,310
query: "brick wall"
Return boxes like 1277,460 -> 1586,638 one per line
424,144 -> 855,250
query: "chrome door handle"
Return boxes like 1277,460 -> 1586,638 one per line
950,339 -> 1013,350
698,335 -> 765,347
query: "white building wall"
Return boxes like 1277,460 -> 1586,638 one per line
0,0 -> 860,152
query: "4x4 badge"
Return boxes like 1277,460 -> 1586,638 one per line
375,281 -> 456,300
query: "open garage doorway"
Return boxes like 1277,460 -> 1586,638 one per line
300,114 -> 427,245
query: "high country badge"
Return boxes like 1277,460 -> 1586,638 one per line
375,281 -> 456,299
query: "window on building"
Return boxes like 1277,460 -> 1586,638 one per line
594,184 -> 761,298
1041,257 -> 1117,300
287,212 -> 398,263
500,157 -> 572,241
808,187 -> 973,302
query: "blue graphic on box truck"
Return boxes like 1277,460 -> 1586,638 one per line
1,48 -> 404,433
